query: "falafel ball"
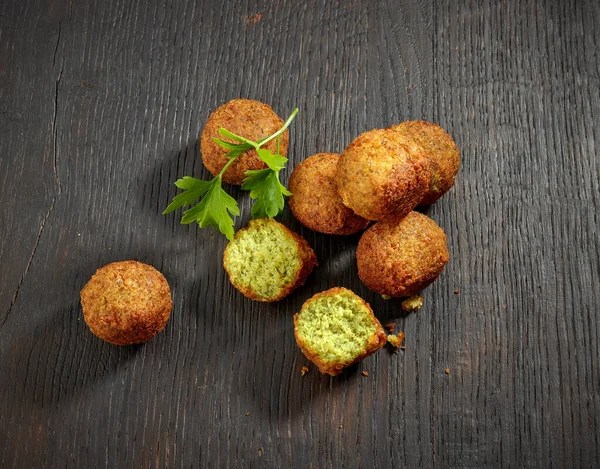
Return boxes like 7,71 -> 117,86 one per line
80,261 -> 173,345
288,153 -> 370,235
391,121 -> 460,205
201,99 -> 289,185
335,128 -> 431,221
356,211 -> 449,297
223,218 -> 317,302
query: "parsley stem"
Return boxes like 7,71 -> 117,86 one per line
215,108 -> 298,179
218,108 -> 299,151
218,153 -> 238,177
258,108 -> 299,148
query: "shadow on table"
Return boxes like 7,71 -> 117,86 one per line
129,138 -> 422,430
216,211 -> 425,421
0,298 -> 145,413
133,137 -> 240,261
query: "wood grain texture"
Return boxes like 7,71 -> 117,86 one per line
0,0 -> 599,467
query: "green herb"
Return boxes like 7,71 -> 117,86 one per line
242,168 -> 292,219
163,108 -> 298,240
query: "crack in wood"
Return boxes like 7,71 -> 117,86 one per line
0,19 -> 63,330
53,70 -> 63,195
0,197 -> 56,330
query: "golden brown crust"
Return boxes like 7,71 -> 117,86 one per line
80,261 -> 173,345
289,153 -> 370,235
335,128 -> 431,221
223,219 -> 317,302
293,287 -> 387,376
356,211 -> 449,297
201,99 -> 289,185
391,121 -> 460,205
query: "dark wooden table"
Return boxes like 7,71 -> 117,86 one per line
1,0 -> 599,467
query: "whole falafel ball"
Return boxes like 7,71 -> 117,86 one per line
201,99 -> 289,185
80,261 -> 173,345
335,128 -> 431,221
356,211 -> 449,298
288,153 -> 370,235
391,121 -> 460,205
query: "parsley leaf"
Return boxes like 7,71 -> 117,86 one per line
179,177 -> 240,241
164,107 -> 298,239
212,139 -> 254,159
163,176 -> 239,241
217,128 -> 259,147
256,148 -> 287,171
242,168 -> 292,219
162,177 -> 212,215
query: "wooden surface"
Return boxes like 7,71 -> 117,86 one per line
1,0 -> 599,467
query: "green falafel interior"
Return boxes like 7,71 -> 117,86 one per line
224,219 -> 302,301
295,289 -> 382,365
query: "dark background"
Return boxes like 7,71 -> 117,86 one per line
1,0 -> 599,467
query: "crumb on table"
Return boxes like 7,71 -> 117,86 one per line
387,331 -> 406,349
454,289 -> 460,294
301,366 -> 309,376
385,323 -> 395,333
244,12 -> 265,27
401,294 -> 424,312
362,371 -> 369,377
445,368 -> 451,375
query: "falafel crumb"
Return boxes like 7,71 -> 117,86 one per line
400,345 -> 406,350
381,294 -> 391,300
339,424 -> 343,429
454,289 -> 460,294
445,368 -> 451,375
246,411 -> 251,416
362,371 -> 369,377
244,12 -> 264,27
401,294 -> 424,312
385,323 -> 395,333
387,331 -> 406,349
301,366 -> 309,376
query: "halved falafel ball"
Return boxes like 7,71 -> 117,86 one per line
335,128 -> 430,221
288,153 -> 370,235
201,99 -> 289,185
391,121 -> 460,205
294,287 -> 387,376
223,218 -> 317,302
356,211 -> 449,298
80,261 -> 173,345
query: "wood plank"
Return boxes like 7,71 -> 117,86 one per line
0,0 -> 599,467
432,0 -> 600,467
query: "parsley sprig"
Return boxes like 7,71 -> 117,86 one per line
163,108 -> 298,240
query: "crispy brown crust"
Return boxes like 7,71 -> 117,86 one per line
356,211 -> 449,297
223,219 -> 317,302
335,128 -> 431,221
80,260 -> 173,345
293,287 -> 387,376
289,153 -> 370,235
201,99 -> 289,185
391,121 -> 460,205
